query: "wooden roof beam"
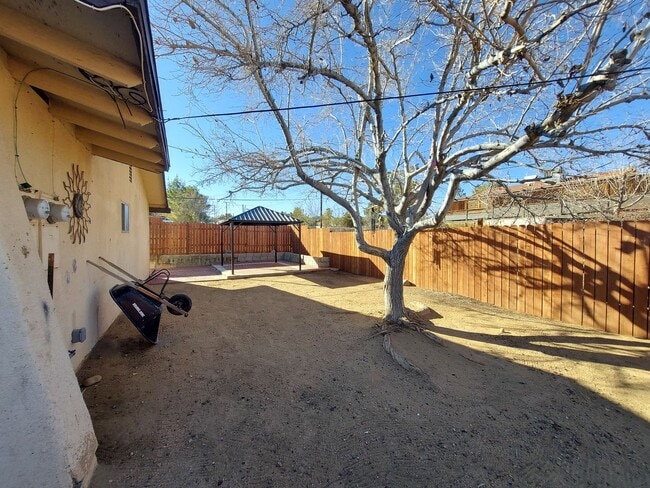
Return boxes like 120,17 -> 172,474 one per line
75,127 -> 162,163
8,57 -> 152,127
0,4 -> 142,87
92,147 -> 164,174
50,100 -> 158,149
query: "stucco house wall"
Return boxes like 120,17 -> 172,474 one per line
0,34 -> 154,488
1,51 -> 152,368
0,1 -> 171,484
0,51 -> 97,486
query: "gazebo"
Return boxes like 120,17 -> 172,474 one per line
219,206 -> 303,275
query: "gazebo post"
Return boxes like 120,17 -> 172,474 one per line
273,226 -> 277,263
298,224 -> 302,271
230,222 -> 235,275
220,226 -> 224,266
219,207 -> 302,274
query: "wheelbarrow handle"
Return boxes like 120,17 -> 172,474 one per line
87,259 -> 133,285
98,256 -> 144,284
86,260 -> 189,317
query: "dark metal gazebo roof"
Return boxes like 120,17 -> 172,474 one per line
221,206 -> 303,226
219,206 -> 303,275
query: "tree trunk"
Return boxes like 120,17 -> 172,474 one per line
383,234 -> 414,323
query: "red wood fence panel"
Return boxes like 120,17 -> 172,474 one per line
149,218 -> 294,256
290,222 -> 649,339
150,217 -> 649,338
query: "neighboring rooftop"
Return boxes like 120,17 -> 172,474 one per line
0,0 -> 170,210
447,168 -> 650,225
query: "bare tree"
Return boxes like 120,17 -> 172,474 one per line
154,0 -> 650,328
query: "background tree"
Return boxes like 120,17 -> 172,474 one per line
167,176 -> 211,223
364,204 -> 388,230
291,206 -> 318,226
337,212 -> 355,228
321,208 -> 336,228
155,0 -> 650,328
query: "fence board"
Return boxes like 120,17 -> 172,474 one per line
523,226 -> 536,316
445,229 -> 454,292
463,227 -> 472,299
493,228 -> 503,308
506,227 -> 519,312
581,223 -> 597,330
459,228 -> 468,298
619,222 -> 637,337
481,228 -> 489,303
530,226 -> 543,317
423,232 -> 433,289
516,227 -> 527,314
450,231 -> 458,296
434,230 -> 442,289
562,223 -> 584,324
440,229 -> 450,292
632,222 -> 650,338
549,224 -> 564,321
457,229 -> 467,298
606,222 -> 622,334
485,227 -> 495,305
540,225 -> 553,320
593,223 -> 610,331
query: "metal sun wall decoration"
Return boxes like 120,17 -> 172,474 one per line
63,164 -> 91,244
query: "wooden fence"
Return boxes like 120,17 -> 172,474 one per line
150,217 -> 649,339
150,218 -> 294,256
294,222 -> 649,339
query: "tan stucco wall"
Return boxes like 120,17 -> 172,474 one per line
0,46 -> 152,486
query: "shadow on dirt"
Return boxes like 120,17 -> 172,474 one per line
80,273 -> 650,488
428,323 -> 650,372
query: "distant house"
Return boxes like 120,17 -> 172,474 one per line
0,1 -> 169,486
446,169 -> 650,226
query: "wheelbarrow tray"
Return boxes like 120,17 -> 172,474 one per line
109,284 -> 162,344
88,257 -> 192,345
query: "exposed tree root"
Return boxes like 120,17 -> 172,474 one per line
375,308 -> 489,380
376,308 -> 445,378
401,310 -> 445,346
382,332 -> 424,375
421,328 -> 444,346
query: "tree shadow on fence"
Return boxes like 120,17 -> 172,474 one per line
321,251 -> 384,279
437,221 -> 649,339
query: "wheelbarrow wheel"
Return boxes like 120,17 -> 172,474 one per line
167,294 -> 192,315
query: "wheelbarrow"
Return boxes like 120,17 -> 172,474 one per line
87,257 -> 192,344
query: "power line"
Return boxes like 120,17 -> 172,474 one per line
170,195 -> 315,202
163,66 -> 649,122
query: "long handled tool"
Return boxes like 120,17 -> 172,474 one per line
87,257 -> 192,343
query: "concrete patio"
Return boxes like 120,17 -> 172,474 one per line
147,261 -> 335,284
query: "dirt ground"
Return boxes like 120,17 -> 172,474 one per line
79,270 -> 650,488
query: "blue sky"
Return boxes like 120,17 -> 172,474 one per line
152,1 -> 648,220
157,56 -> 325,218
